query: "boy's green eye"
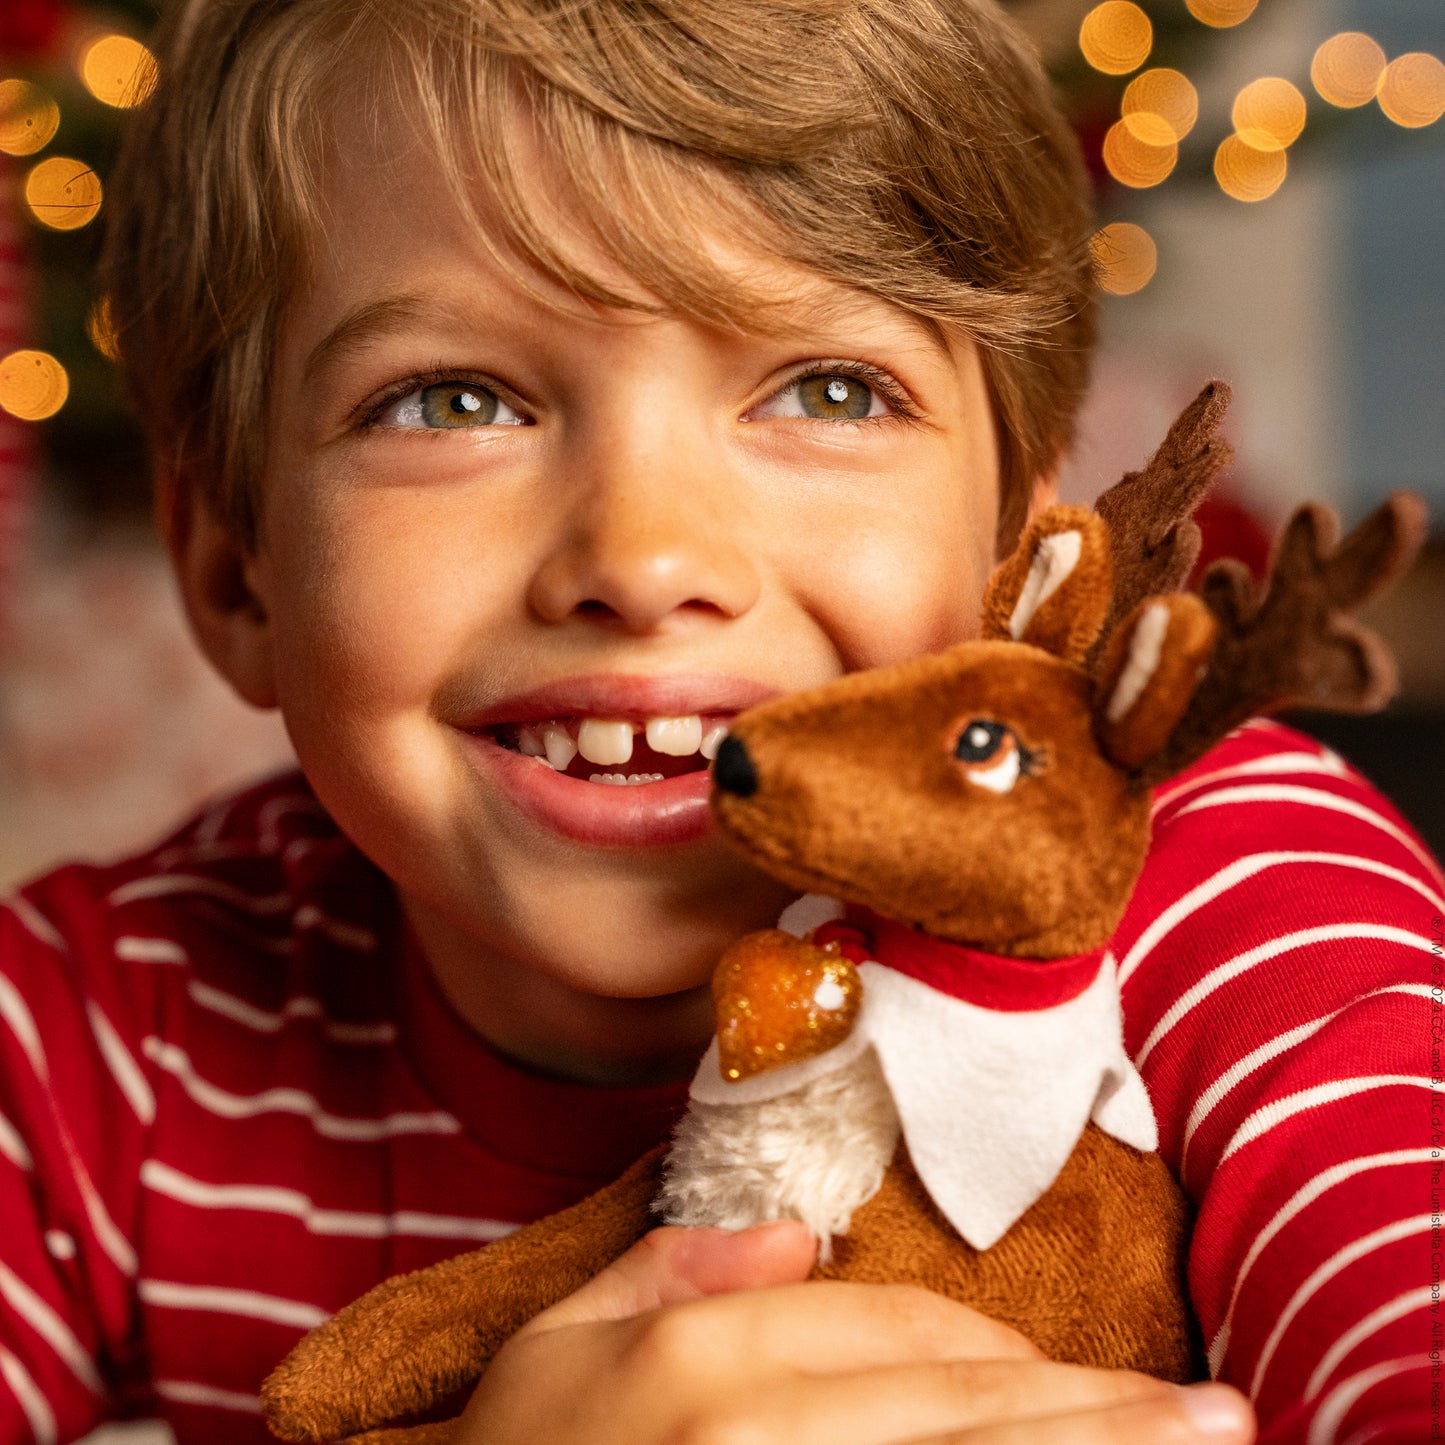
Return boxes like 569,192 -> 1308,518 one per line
374,380 -> 527,429
796,374 -> 875,420
423,383 -> 499,427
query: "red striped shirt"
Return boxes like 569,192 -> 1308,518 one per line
0,721 -> 1438,1443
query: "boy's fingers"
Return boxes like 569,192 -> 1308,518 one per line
528,1222 -> 818,1329
637,1359 -> 1180,1445
905,1382 -> 1255,1445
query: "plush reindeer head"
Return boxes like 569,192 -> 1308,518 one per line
712,408 -> 1424,960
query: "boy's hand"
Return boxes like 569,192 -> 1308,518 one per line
456,1223 -> 1255,1444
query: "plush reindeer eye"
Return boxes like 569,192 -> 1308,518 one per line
955,720 -> 1007,762
953,720 -> 1037,795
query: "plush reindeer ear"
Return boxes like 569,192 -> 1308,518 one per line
1094,594 -> 1219,772
982,505 -> 1112,664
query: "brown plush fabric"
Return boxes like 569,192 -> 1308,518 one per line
1086,380 -> 1234,675
278,1122 -> 1199,1441
1140,493 -> 1427,787
1094,594 -> 1219,774
816,1130 -> 1200,1383
980,507 -> 1112,662
711,646 -> 1153,959
263,1148 -> 666,1442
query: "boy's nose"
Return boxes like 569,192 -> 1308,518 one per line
525,440 -> 761,634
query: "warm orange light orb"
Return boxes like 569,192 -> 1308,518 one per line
1311,33 -> 1388,109
1214,134 -> 1287,202
24,156 -> 103,231
1232,77 -> 1307,152
1090,223 -> 1158,296
0,79 -> 59,156
1121,68 -> 1199,145
1377,52 -> 1445,129
0,350 -> 69,421
1186,0 -> 1258,28
1102,120 -> 1177,188
78,34 -> 157,109
1080,2 -> 1152,77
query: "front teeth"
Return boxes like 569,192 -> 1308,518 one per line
577,719 -> 634,766
513,714 -> 729,771
589,773 -> 665,785
645,716 -> 703,756
542,723 -> 578,771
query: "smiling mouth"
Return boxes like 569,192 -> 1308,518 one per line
482,713 -> 730,785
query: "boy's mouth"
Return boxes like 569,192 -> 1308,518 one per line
482,714 -> 730,785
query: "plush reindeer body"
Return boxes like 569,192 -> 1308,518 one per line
263,385 -> 1425,1445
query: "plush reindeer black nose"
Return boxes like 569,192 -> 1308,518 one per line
712,735 -> 758,797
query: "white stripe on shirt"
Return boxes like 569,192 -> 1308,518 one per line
1118,852 -> 1445,988
1249,1217 -> 1432,1400
138,1278 -> 328,1331
140,1037 -> 461,1141
140,1159 -> 515,1241
0,1262 -> 103,1394
1207,1150 -> 1432,1375
1307,1355 -> 1431,1445
1135,925 -> 1431,1068
1306,1288 -> 1434,1400
0,1345 -> 57,1445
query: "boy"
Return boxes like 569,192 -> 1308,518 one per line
1,0 -> 1434,1441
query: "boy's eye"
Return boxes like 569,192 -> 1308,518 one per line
754,371 -> 889,422
375,381 -> 527,429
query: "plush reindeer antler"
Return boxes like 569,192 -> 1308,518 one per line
1131,492 -> 1427,788
1086,381 -> 1234,672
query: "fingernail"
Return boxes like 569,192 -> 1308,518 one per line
1178,1383 -> 1250,1436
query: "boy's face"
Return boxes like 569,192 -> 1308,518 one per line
202,108 -> 1006,1064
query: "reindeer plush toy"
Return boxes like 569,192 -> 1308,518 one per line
263,385 -> 1426,1444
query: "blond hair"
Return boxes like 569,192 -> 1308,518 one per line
102,0 -> 1096,549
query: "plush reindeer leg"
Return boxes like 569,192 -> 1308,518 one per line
263,1146 -> 666,1443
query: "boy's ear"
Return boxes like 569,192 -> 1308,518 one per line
159,472 -> 279,710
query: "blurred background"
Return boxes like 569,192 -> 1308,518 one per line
0,0 -> 1441,1439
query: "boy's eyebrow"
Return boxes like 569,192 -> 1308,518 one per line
302,293 -> 447,385
302,287 -> 956,384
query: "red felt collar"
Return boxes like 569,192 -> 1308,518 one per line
811,906 -> 1106,1013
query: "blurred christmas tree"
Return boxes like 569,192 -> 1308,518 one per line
1,0 -> 1441,536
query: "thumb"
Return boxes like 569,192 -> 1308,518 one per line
529,1223 -> 817,1333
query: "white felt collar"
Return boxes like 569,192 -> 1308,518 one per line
690,898 -> 1158,1250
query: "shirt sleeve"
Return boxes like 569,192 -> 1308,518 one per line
1118,722 -> 1440,1445
0,875 -> 156,1443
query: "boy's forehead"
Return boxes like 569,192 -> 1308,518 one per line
297,85 -> 959,378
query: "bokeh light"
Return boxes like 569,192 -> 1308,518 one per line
0,79 -> 60,157
1377,52 -> 1445,129
1079,3 -> 1152,77
1186,0 -> 1258,28
1214,134 -> 1288,202
86,297 -> 120,363
1311,33 -> 1388,110
24,157 -> 103,231
0,350 -> 69,421
1121,69 -> 1199,146
1090,223 -> 1158,296
1102,120 -> 1177,188
1232,77 -> 1307,152
78,35 -> 157,110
